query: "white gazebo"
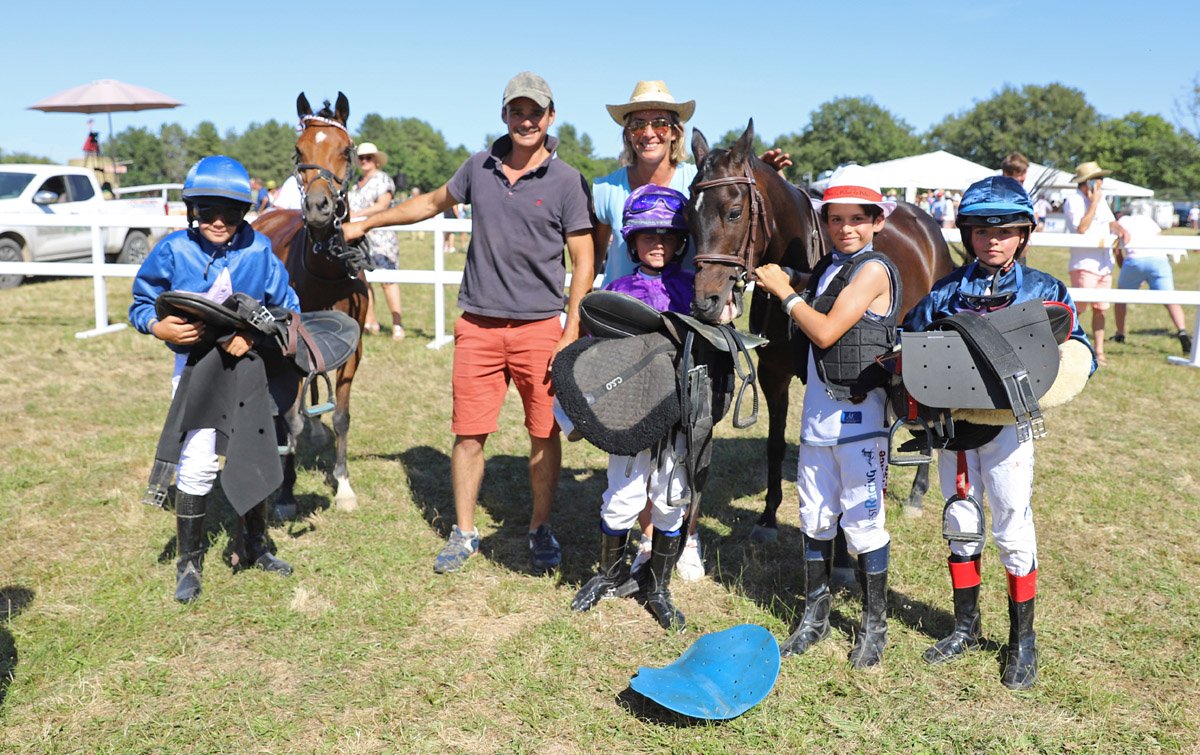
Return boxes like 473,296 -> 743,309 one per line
810,151 -> 997,202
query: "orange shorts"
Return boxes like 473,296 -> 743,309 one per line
1069,269 -> 1111,311
451,313 -> 563,438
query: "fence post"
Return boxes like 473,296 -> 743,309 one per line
75,222 -> 126,339
427,224 -> 453,349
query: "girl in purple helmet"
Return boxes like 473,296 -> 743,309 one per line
571,184 -> 694,631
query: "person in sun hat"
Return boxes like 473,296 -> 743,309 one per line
593,80 -> 792,583
571,184 -> 695,631
348,141 -> 404,340
343,72 -> 594,577
1062,160 -> 1131,365
903,176 -> 1094,690
129,155 -> 301,603
753,163 -> 901,669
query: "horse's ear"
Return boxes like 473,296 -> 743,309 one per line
335,92 -> 350,125
297,93 -> 313,119
732,119 -> 755,162
692,128 -> 709,165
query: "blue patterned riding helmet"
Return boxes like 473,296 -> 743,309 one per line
956,176 -> 1035,229
182,156 -> 253,205
621,184 -> 689,260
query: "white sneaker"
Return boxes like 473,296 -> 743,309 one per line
675,533 -> 705,581
629,534 -> 652,575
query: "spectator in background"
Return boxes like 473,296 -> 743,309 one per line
348,142 -> 404,340
249,178 -> 270,213
1188,204 -> 1199,231
1062,161 -> 1130,365
1111,211 -> 1193,354
272,175 -> 302,211
1001,152 -> 1029,185
265,179 -> 278,206
1032,195 -> 1051,231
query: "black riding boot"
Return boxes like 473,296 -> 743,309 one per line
1002,596 -> 1038,689
642,528 -> 685,632
924,557 -> 983,665
849,556 -> 889,669
571,530 -> 629,612
781,537 -> 832,657
174,491 -> 207,603
243,502 -> 293,576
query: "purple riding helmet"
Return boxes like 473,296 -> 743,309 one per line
620,184 -> 689,262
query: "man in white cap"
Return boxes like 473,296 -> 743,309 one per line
754,164 -> 901,670
1062,160 -> 1130,364
344,72 -> 595,576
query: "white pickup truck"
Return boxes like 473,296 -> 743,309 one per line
0,164 -> 168,288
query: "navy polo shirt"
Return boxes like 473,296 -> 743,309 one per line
448,135 -> 594,320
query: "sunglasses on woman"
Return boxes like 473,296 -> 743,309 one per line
626,117 -> 674,135
627,192 -> 686,214
194,203 -> 247,225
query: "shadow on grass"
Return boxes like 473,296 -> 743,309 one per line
397,444 -> 606,581
615,686 -> 720,727
1,585 -> 35,711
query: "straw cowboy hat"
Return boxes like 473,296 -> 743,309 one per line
1070,161 -> 1112,184
606,80 -> 695,125
356,142 -> 388,167
814,164 -> 896,217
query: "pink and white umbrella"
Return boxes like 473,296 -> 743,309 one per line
30,79 -> 183,152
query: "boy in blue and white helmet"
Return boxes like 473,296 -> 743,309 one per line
904,176 -> 1095,690
129,155 -> 300,604
571,184 -> 695,631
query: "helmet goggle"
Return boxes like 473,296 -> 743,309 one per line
626,191 -> 686,216
192,201 -> 248,226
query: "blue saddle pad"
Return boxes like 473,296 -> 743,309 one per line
629,623 -> 780,720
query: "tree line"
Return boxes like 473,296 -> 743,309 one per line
4,81 -> 1200,199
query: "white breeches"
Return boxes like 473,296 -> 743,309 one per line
600,435 -> 688,533
171,354 -> 219,496
937,425 -> 1037,576
797,437 -> 890,555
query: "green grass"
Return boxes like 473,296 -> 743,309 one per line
1,238 -> 1198,752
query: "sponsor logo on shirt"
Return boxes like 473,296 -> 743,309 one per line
841,411 -> 862,424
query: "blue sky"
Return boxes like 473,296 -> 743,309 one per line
4,0 -> 1195,167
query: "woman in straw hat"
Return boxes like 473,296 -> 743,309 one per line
349,142 -> 405,339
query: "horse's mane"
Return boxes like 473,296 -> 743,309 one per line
316,100 -> 338,120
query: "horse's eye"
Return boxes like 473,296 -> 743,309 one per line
727,207 -> 743,221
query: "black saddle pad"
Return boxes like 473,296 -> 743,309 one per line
290,310 -> 360,373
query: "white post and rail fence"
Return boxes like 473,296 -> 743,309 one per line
2,214 -> 1198,367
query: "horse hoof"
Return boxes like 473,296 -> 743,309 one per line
334,481 -> 357,512
903,504 -> 924,519
749,524 -> 779,544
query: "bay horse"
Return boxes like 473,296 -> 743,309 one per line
254,92 -> 372,514
688,121 -> 954,541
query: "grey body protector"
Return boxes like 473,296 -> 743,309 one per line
792,251 -> 902,400
552,291 -> 765,523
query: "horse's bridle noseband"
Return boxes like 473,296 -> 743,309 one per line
691,162 -> 773,279
294,114 -> 372,277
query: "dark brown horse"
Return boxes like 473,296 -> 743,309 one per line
254,92 -> 371,513
688,121 -> 953,541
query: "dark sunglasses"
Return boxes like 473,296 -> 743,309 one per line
357,154 -> 374,161
194,204 -> 247,225
960,291 -> 1016,313
628,192 -> 686,214
626,117 -> 673,135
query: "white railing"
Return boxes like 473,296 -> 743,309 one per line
0,214 -> 1197,365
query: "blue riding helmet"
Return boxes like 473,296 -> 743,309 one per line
956,176 -> 1036,259
182,155 -> 254,205
629,624 -> 781,720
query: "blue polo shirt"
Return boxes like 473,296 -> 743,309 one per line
448,135 -> 594,320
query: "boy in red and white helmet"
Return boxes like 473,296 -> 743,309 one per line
755,165 -> 901,669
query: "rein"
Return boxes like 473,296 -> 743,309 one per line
691,161 -> 773,278
293,115 -> 371,278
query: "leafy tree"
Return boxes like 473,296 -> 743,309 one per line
226,120 -> 298,184
159,123 -> 190,183
109,127 -> 164,186
772,97 -> 923,184
554,123 -> 619,185
0,150 -> 53,164
186,121 -> 226,165
1093,112 -> 1200,199
713,125 -> 768,157
926,83 -> 1099,169
356,114 -> 463,192
1173,73 -> 1200,139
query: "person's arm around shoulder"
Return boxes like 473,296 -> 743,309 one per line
558,230 -> 595,357
343,183 -> 458,241
755,260 -> 890,348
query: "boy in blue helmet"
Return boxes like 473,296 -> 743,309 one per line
903,176 -> 1094,690
571,185 -> 694,631
129,155 -> 301,603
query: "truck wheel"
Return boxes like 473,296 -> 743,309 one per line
117,231 -> 151,265
0,238 -> 25,289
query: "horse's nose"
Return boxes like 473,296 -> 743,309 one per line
305,191 -> 331,219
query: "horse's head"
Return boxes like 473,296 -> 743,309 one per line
688,120 -> 772,324
295,92 -> 354,231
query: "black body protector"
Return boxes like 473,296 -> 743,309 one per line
792,251 -> 901,400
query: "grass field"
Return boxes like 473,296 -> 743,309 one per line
1,237 -> 1198,753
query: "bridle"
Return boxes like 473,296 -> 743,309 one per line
293,114 -> 372,277
691,160 -> 773,280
